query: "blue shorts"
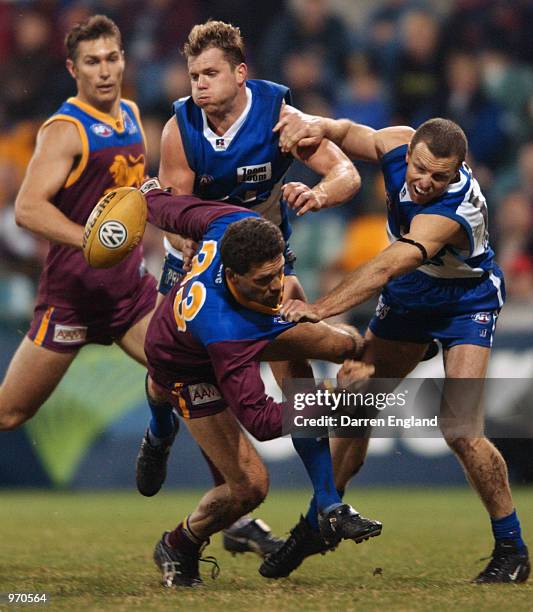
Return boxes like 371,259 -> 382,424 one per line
369,268 -> 505,349
158,244 -> 297,295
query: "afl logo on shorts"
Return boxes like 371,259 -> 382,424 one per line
98,220 -> 128,249
472,312 -> 492,324
91,123 -> 114,137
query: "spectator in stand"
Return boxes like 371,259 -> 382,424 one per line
390,9 -> 443,126
492,141 -> 533,209
279,48 -> 332,107
334,55 -> 391,131
441,0 -> 533,64
259,0 -> 353,91
0,10 -> 71,124
364,0 -> 421,80
496,191 -> 532,266
438,51 -> 507,172
128,0 -> 200,119
480,45 -> 533,147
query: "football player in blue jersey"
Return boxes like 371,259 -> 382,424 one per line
136,20 -> 361,556
268,112 -> 530,583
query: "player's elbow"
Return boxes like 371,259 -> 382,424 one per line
14,199 -> 34,230
246,423 -> 278,442
373,261 -> 395,287
332,323 -> 365,360
337,161 -> 361,200
349,164 -> 362,195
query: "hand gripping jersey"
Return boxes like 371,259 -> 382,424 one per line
164,79 -> 293,259
36,97 -> 148,311
144,190 -> 295,439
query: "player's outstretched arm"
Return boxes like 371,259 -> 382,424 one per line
158,116 -> 198,268
259,321 -> 365,363
275,105 -> 354,152
15,121 -> 85,248
275,105 -> 414,163
281,214 -> 463,322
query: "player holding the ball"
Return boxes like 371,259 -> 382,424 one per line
0,15 -> 158,431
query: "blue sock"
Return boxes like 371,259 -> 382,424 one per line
305,488 -> 345,531
146,380 -> 176,440
491,510 -> 526,550
291,436 -> 341,519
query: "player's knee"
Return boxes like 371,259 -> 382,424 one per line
234,468 -> 269,512
0,383 -> 42,430
0,406 -> 31,431
239,482 -> 268,513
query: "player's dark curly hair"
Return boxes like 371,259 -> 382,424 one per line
220,217 -> 285,275
65,15 -> 122,61
410,118 -> 468,166
183,20 -> 245,67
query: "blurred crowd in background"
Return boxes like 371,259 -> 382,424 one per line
0,0 -> 532,325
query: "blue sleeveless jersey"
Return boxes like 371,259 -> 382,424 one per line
173,80 -> 293,237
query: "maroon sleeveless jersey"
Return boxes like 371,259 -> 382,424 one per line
35,97 -> 148,313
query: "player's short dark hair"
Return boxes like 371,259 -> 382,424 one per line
410,118 -> 468,165
221,217 -> 285,275
183,20 -> 245,67
65,14 -> 122,61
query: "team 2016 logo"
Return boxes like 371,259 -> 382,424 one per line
98,220 -> 128,249
91,123 -> 114,137
472,312 -> 492,324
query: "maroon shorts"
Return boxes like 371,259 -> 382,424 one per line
28,273 -> 157,352
150,377 -> 227,419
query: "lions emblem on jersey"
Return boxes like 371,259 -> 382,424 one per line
105,154 -> 146,193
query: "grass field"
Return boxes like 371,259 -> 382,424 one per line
1,487 -> 532,611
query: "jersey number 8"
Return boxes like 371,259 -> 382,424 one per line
173,241 -> 217,331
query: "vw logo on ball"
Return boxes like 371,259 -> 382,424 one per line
98,220 -> 128,249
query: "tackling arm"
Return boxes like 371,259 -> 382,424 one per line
281,214 -> 464,322
14,121 -> 85,248
259,321 -> 364,362
275,105 -> 414,163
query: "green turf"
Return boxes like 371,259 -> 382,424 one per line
0,487 -> 532,611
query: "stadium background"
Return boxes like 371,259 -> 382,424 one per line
0,0 -> 532,491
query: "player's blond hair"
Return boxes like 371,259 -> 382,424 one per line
183,20 -> 245,67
